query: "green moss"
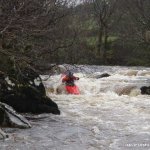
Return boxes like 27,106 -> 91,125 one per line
86,36 -> 98,46
85,36 -> 118,46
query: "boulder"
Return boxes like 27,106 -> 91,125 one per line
0,67 -> 60,115
95,73 -> 110,79
0,102 -> 31,128
140,86 -> 150,95
56,84 -> 67,94
0,82 -> 60,114
89,73 -> 110,79
115,85 -> 136,96
51,65 -> 67,74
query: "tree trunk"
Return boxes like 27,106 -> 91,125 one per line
103,28 -> 108,64
145,31 -> 150,42
97,26 -> 103,57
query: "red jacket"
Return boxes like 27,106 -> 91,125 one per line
62,75 -> 79,86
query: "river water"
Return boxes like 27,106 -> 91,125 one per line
0,65 -> 150,150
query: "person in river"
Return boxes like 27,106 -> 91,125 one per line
62,70 -> 79,86
61,70 -> 80,94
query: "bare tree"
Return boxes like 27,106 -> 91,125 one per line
85,0 -> 121,64
125,0 -> 150,43
0,0 -> 75,73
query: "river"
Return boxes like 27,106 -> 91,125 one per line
0,65 -> 150,150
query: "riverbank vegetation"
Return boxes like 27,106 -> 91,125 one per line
0,0 -> 150,75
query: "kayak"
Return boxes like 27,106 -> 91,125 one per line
65,85 -> 80,95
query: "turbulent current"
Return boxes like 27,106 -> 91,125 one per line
1,66 -> 150,150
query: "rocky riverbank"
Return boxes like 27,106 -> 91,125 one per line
0,67 -> 60,140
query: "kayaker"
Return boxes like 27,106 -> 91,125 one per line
62,71 -> 79,86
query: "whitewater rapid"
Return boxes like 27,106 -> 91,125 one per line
1,66 -> 150,150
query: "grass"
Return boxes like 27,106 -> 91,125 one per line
85,36 -> 118,46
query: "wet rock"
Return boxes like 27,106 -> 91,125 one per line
46,87 -> 55,94
115,85 -> 136,96
95,73 -> 110,79
89,73 -> 110,79
129,89 -> 141,96
88,73 -> 111,79
0,102 -> 31,128
140,86 -> 150,95
0,129 -> 8,140
137,71 -> 150,76
56,84 -> 67,94
1,85 -> 60,115
119,70 -> 138,76
0,68 -> 60,115
51,65 -> 67,74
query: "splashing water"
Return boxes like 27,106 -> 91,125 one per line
1,66 -> 150,150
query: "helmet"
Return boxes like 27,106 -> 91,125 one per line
66,70 -> 73,77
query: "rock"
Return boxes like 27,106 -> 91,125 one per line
1,86 -> 60,114
88,73 -> 111,79
0,67 -> 60,115
95,73 -> 110,79
89,73 -> 110,79
0,102 -> 31,128
119,70 -> 138,76
0,129 -> 8,140
58,65 -> 67,74
129,89 -> 141,96
137,71 -> 150,76
115,85 -> 136,96
140,86 -> 150,95
52,65 -> 67,74
56,84 -> 67,94
46,87 -> 55,94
